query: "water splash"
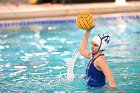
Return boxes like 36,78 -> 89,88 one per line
66,48 -> 79,82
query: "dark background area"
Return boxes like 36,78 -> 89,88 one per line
41,0 -> 140,4
1,0 -> 139,4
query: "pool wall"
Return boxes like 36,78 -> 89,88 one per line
0,14 -> 139,28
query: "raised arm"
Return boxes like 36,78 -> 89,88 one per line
79,29 -> 91,59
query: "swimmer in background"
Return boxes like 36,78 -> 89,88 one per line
79,27 -> 124,92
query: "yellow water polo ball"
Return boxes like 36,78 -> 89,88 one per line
76,12 -> 94,30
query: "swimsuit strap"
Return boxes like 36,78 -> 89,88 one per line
92,54 -> 104,62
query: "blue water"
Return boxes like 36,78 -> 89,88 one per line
0,16 -> 140,92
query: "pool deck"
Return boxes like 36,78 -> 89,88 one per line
0,1 -> 140,20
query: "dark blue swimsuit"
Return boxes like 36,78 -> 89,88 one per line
85,54 -> 106,88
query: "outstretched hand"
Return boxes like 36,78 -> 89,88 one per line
86,25 -> 95,32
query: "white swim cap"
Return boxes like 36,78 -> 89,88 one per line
92,34 -> 110,51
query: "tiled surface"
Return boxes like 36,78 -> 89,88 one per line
0,14 -> 139,27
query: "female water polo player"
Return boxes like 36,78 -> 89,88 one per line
79,27 -> 116,88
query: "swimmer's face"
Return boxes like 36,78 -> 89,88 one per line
91,41 -> 100,53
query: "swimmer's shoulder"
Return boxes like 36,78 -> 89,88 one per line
94,54 -> 109,71
95,54 -> 106,63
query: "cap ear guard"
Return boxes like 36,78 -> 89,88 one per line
98,34 -> 110,43
98,34 -> 110,51
103,36 -> 110,44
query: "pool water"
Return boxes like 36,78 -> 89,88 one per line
0,15 -> 140,92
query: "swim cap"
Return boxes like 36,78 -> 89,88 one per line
92,34 -> 110,51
